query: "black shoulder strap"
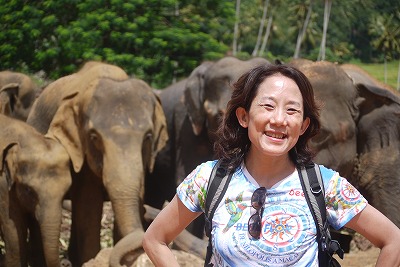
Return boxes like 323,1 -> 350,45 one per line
298,163 -> 344,267
204,160 -> 233,266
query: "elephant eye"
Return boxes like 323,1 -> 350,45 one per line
145,132 -> 153,141
88,130 -> 103,151
89,130 -> 99,142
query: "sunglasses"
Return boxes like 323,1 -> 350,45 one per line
248,187 -> 267,239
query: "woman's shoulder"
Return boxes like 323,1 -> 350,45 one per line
317,164 -> 338,177
184,160 -> 219,183
316,164 -> 341,188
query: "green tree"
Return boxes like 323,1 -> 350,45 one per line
0,0 -> 234,88
369,13 -> 400,83
291,0 -> 314,59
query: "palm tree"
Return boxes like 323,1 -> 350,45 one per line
233,0 -> 241,56
293,0 -> 314,59
369,14 -> 400,85
318,0 -> 332,61
252,0 -> 269,56
259,15 -> 273,56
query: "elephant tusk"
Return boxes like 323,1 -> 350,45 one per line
143,203 -> 208,259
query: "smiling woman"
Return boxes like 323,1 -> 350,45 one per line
142,63 -> 400,267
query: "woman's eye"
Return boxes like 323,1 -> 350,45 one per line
287,108 -> 299,113
260,104 -> 274,109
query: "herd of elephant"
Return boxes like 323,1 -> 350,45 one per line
0,57 -> 399,267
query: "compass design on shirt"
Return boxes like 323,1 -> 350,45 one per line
260,204 -> 310,253
266,216 -> 294,241
341,180 -> 361,201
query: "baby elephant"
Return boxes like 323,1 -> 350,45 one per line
0,114 -> 72,267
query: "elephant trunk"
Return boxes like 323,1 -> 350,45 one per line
109,228 -> 144,267
38,204 -> 63,267
103,151 -> 145,237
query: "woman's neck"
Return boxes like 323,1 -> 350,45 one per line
244,153 -> 295,188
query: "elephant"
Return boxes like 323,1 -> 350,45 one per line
290,60 -> 400,228
352,83 -> 400,228
184,56 -> 271,141
26,62 -> 168,267
0,114 -> 72,267
0,71 -> 40,121
146,62 -> 215,210
291,60 -> 363,179
145,58 -> 273,239
146,57 -> 271,211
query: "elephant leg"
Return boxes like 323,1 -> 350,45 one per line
27,218 -> 46,267
1,192 -> 29,267
68,167 -> 104,266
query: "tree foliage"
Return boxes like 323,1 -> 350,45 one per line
0,0 -> 398,88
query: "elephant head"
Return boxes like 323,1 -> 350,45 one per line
46,77 -> 168,265
184,61 -> 215,135
293,60 -> 400,228
0,71 -> 39,121
27,61 -> 129,134
294,61 -> 363,179
184,57 -> 271,140
0,114 -> 72,267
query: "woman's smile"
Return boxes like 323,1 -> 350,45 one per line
265,130 -> 287,140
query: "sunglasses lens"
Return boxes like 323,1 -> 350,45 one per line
251,187 -> 266,209
248,213 -> 262,239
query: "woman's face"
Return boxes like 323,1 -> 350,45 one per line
236,74 -> 310,159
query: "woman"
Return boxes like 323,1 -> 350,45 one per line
143,64 -> 400,266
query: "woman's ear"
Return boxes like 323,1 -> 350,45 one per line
300,117 -> 310,135
236,107 -> 249,128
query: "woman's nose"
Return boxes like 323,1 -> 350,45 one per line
270,110 -> 287,125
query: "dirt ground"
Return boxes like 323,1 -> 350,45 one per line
0,201 -> 379,266
79,202 -> 380,266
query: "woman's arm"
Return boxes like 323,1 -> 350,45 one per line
143,194 -> 202,267
345,204 -> 400,267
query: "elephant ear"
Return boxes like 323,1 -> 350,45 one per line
0,83 -> 19,116
184,62 -> 214,136
149,93 -> 169,173
356,83 -> 400,116
0,142 -> 18,190
46,91 -> 84,173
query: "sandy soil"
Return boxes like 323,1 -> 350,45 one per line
0,201 -> 379,266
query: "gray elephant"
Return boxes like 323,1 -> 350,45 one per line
0,114 -> 72,267
184,57 -> 271,141
147,57 -> 270,212
293,61 -> 362,179
352,83 -> 400,228
292,60 -> 400,228
26,62 -> 168,267
146,62 -> 215,210
146,58 -> 272,238
0,71 -> 40,121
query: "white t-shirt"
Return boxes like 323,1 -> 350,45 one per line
177,160 -> 367,267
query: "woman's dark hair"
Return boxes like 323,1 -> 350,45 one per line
213,63 -> 321,170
